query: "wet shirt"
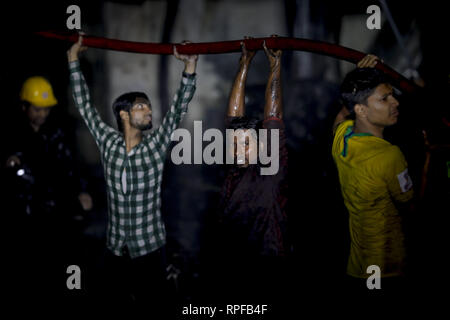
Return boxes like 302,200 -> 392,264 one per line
218,117 -> 288,257
332,120 -> 414,278
69,60 -> 196,258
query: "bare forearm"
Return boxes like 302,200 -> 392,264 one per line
264,61 -> 282,119
227,63 -> 249,117
68,52 -> 78,63
333,106 -> 350,132
184,60 -> 197,75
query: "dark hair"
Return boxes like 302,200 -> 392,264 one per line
340,68 -> 391,115
228,116 -> 260,130
112,92 -> 149,132
227,116 -> 260,141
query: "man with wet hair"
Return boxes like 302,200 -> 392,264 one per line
215,36 -> 289,301
67,35 -> 198,308
332,55 -> 414,291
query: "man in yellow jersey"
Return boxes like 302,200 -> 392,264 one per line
332,55 -> 414,292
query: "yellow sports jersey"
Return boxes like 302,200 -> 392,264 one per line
332,120 -> 414,278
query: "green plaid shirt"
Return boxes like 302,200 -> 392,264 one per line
69,60 -> 196,258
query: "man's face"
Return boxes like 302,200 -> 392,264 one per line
129,97 -> 152,131
229,129 -> 258,168
25,104 -> 51,128
363,83 -> 400,127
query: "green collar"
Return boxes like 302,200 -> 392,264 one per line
341,126 -> 373,157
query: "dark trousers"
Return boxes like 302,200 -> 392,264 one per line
213,251 -> 291,304
100,246 -> 169,313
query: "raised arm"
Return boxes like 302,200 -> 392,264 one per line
67,35 -> 115,145
173,40 -> 198,75
227,38 -> 256,118
153,41 -> 198,153
263,36 -> 282,120
67,34 -> 88,63
332,54 -> 381,133
332,106 -> 350,133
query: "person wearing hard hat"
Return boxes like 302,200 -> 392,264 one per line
20,76 -> 58,128
2,76 -> 93,248
4,75 -> 93,214
6,76 -> 58,164
2,75 -> 94,290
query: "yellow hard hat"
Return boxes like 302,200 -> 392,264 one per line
20,76 -> 58,108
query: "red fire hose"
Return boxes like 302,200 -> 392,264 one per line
35,31 -> 418,93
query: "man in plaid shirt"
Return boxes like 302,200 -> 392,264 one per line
67,35 -> 197,307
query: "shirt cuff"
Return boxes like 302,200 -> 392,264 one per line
68,60 -> 81,72
182,71 -> 197,85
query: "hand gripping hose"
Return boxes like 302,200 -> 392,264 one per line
36,31 -> 418,93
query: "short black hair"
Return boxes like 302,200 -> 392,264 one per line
340,68 -> 392,114
228,116 -> 260,140
113,92 -> 149,132
228,116 -> 260,131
